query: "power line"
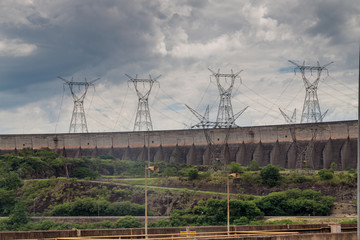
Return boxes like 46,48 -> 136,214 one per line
113,85 -> 130,131
54,84 -> 65,133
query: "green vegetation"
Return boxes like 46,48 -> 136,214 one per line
0,149 -> 355,231
254,189 -> 335,216
48,198 -> 146,216
260,164 -> 281,187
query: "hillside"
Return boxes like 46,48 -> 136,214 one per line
0,148 -> 357,231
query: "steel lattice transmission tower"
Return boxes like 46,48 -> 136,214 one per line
186,68 -> 248,164
58,76 -> 100,133
209,68 -> 247,128
126,74 -> 160,131
289,60 -> 332,123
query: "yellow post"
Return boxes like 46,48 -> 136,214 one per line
145,166 -> 148,238
227,174 -> 230,236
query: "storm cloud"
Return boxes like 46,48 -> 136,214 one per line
0,0 -> 358,133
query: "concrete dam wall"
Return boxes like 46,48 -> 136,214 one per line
0,120 -> 357,170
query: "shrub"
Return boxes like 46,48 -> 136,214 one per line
72,167 -> 99,180
255,189 -> 335,216
0,189 -> 16,216
260,165 -> 281,187
229,162 -> 245,173
188,169 -> 199,180
0,172 -> 22,190
318,169 -> 334,180
249,160 -> 260,171
330,162 -> 338,171
7,201 -> 29,229
233,216 -> 250,225
241,171 -> 261,185
48,198 -> 145,216
149,219 -> 172,227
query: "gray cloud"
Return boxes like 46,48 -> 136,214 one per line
0,0 -> 358,133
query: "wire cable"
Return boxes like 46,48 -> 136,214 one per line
113,85 -> 130,130
54,84 -> 65,133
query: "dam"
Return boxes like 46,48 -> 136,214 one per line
0,120 -> 357,170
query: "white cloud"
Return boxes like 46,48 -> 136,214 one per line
0,38 -> 37,57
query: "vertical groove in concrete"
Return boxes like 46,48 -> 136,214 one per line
74,147 -> 82,159
137,145 -> 147,161
270,140 -> 283,167
287,142 -> 297,168
236,142 -> 247,166
91,146 -> 98,159
323,138 -> 334,169
202,145 -> 211,165
186,143 -> 197,165
108,146 -> 114,158
154,145 -> 164,163
170,144 -> 185,164
253,141 -> 264,166
305,141 -> 316,169
341,137 -> 355,170
122,146 -> 132,161
222,143 -> 231,164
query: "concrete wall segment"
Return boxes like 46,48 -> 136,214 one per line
0,120 -> 357,170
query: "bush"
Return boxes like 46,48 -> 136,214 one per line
255,189 -> 335,216
0,189 -> 16,216
72,167 -> 99,180
203,198 -> 263,225
48,198 -> 145,216
0,172 -> 22,190
149,219 -> 172,227
188,169 -> 199,180
7,201 -> 29,229
229,162 -> 244,173
318,169 -> 334,180
249,160 -> 260,171
233,216 -> 250,225
260,165 -> 281,187
115,216 -> 142,228
241,171 -> 261,185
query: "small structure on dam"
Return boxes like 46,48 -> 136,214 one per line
0,120 -> 357,170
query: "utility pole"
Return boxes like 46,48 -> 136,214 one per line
58,76 -> 100,133
288,60 -> 332,123
126,74 -> 160,131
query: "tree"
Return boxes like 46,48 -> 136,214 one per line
249,160 -> 260,171
7,201 -> 29,228
229,162 -> 244,173
0,172 -> 22,190
188,169 -> 199,180
260,164 -> 281,187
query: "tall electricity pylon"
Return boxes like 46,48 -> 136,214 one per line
208,68 -> 247,128
126,74 -> 160,131
186,68 -> 248,164
288,60 -> 332,123
58,76 -> 100,133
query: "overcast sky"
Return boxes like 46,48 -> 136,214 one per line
0,0 -> 359,134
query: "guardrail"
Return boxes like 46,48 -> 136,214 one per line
55,230 -> 299,240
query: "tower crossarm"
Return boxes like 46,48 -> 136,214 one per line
126,74 -> 160,131
58,76 -> 100,133
288,60 -> 333,123
208,68 -> 242,93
